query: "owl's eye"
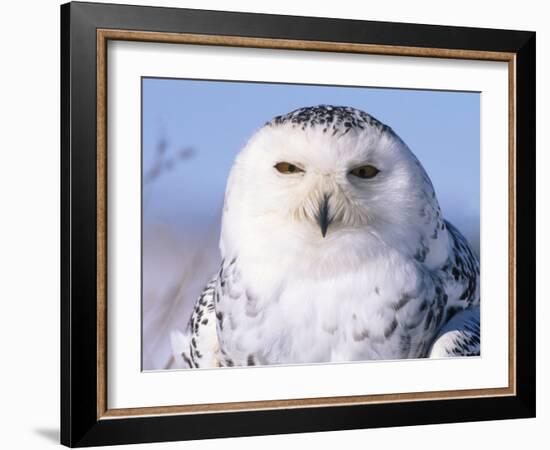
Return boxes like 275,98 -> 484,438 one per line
350,165 -> 379,179
274,162 -> 304,174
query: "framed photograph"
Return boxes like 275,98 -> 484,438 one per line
61,1 -> 536,447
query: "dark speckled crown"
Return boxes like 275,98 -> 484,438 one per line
266,105 -> 390,137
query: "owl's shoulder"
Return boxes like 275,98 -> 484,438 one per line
173,277 -> 220,369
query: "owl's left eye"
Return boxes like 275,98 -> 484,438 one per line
274,162 -> 304,174
349,165 -> 380,179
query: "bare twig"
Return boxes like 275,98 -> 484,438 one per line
143,136 -> 196,186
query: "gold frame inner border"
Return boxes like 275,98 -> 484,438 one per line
96,28 -> 517,420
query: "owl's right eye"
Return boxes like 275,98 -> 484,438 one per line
274,162 -> 304,174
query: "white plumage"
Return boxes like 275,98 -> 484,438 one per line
172,105 -> 480,368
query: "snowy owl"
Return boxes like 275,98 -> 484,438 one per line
172,105 -> 480,368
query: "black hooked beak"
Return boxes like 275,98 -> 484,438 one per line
316,194 -> 332,238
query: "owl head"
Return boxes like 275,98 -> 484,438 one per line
220,105 -> 449,272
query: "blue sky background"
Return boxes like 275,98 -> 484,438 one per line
142,77 -> 480,249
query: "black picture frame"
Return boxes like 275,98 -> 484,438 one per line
61,1 -> 535,447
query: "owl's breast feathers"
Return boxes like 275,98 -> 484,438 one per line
174,220 -> 479,368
